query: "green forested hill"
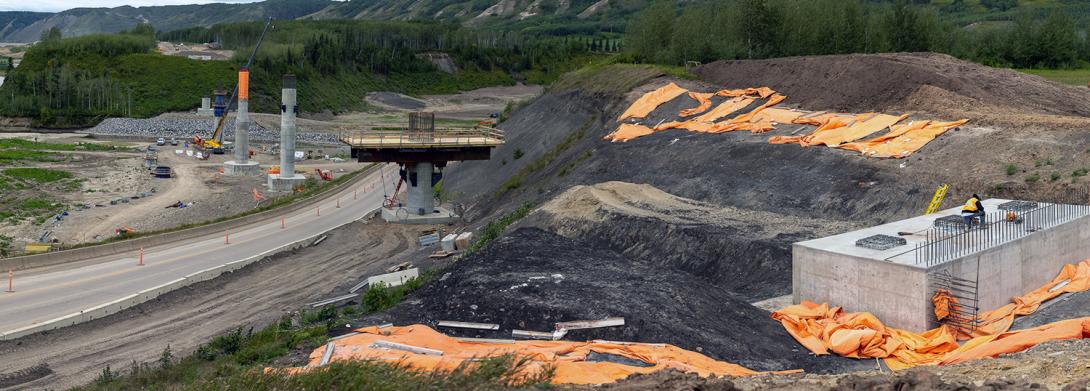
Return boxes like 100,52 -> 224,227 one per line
0,20 -> 593,127
624,0 -> 1090,69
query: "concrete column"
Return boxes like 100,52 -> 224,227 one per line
234,69 -> 250,164
280,74 -> 297,177
407,162 -> 434,215
224,68 -> 259,176
234,100 -> 249,163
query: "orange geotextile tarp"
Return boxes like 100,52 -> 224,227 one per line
838,119 -> 969,158
679,92 -> 715,117
290,324 -> 794,385
611,84 -> 964,157
656,120 -> 774,134
750,108 -> 806,124
773,260 -> 1090,370
716,87 -> 777,99
693,97 -> 756,123
618,83 -> 688,121
802,113 -> 909,147
604,124 -> 656,143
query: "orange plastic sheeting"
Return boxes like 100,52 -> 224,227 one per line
931,289 -> 957,321
604,124 -> 656,143
618,83 -> 688,121
679,92 -> 715,117
768,113 -> 858,146
656,120 -> 775,134
294,324 -> 789,385
771,301 -> 959,370
964,259 -> 1090,339
750,108 -> 806,125
839,120 -> 969,158
939,317 -> 1090,366
803,113 -> 909,147
715,87 -> 777,99
773,260 -> 1090,370
692,97 -> 756,123
726,94 -> 787,125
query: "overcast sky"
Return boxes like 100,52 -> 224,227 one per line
0,1 -> 263,13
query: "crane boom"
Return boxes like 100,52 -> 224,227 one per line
196,17 -> 274,150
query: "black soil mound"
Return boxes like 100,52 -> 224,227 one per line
363,227 -> 867,373
693,52 -> 1090,117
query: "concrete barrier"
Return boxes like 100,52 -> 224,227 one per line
0,207 -> 379,341
0,165 -> 376,272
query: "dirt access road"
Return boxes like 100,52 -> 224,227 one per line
0,218 -> 432,390
55,151 -> 204,243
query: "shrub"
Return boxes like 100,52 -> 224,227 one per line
3,167 -> 72,183
1006,164 -> 1017,176
1025,173 -> 1040,183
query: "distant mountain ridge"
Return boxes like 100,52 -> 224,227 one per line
0,0 -> 333,42
0,0 -> 634,43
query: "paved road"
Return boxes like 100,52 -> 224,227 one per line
0,164 -> 400,334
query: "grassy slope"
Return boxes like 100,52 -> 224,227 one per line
1019,68 -> 1090,86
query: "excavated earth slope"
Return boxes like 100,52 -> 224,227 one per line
693,52 -> 1090,118
523,181 -> 858,301
362,227 -> 866,373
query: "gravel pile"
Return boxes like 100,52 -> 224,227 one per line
87,118 -> 342,145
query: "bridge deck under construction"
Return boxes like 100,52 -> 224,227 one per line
340,128 -> 505,149
341,127 -> 505,163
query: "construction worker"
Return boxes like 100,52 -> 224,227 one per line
962,194 -> 986,229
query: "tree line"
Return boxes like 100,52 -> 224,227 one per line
625,0 -> 1087,69
0,27 -> 156,126
0,20 -> 595,126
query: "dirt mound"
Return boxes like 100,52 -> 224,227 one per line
693,53 -> 1090,118
365,91 -> 427,110
524,181 -> 858,301
363,227 -> 866,373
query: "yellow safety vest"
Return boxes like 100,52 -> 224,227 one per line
963,197 -> 979,212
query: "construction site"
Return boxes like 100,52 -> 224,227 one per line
5,50 -> 1090,390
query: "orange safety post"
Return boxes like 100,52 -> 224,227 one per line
225,226 -> 230,245
281,216 -> 285,229
6,269 -> 12,293
337,198 -> 341,208
317,206 -> 320,216
139,247 -> 144,266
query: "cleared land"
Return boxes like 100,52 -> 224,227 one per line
6,53 -> 1090,389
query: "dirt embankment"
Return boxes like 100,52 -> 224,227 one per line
693,53 -> 1090,121
360,227 -> 868,374
524,181 -> 859,301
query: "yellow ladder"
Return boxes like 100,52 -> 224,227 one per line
924,184 -> 949,215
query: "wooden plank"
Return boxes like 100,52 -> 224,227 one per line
371,340 -> 443,356
512,329 -> 566,340
555,317 -> 625,331
437,321 -> 500,330
454,337 -> 516,344
319,342 -> 336,366
307,294 -> 357,308
592,339 -> 666,347
512,329 -> 553,340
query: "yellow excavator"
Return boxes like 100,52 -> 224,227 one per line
192,115 -> 227,153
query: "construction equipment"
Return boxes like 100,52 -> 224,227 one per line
191,17 -> 273,154
314,168 -> 333,181
115,226 -> 136,237
924,183 -> 950,215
